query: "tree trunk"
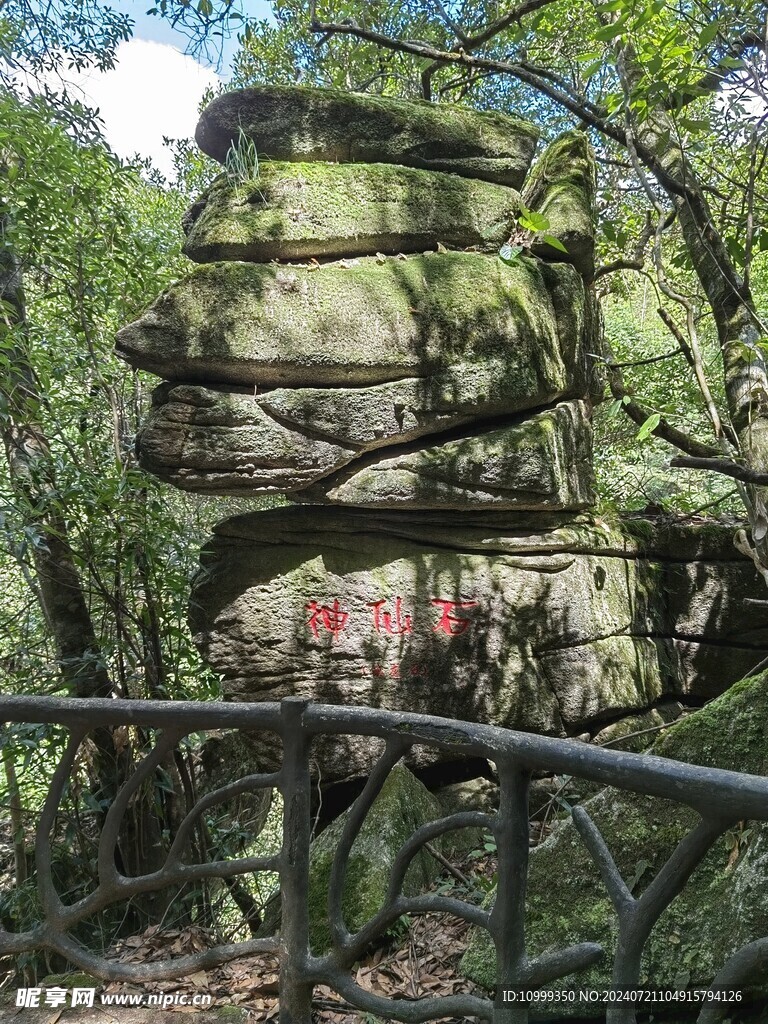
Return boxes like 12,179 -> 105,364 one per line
0,204 -> 170,891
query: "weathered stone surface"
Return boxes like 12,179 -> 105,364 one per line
301,400 -> 595,510
590,700 -> 684,752
139,389 -> 594,508
461,671 -> 768,1010
116,252 -> 591,389
183,162 -> 523,263
526,131 -> 597,279
137,382 -> 357,493
262,764 -> 442,952
195,85 -> 539,187
434,777 -> 499,858
307,764 -> 442,951
538,635 -> 667,728
189,509 -> 768,780
258,363 -> 579,448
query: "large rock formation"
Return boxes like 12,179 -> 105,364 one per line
117,85 -> 767,787
117,88 -> 599,509
189,508 -> 768,780
194,85 -> 540,186
182,161 -> 524,263
118,251 -> 597,504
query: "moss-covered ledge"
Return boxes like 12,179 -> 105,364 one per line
525,131 -> 597,280
183,162 -> 523,264
115,252 -> 588,389
260,764 -> 443,953
195,85 -> 540,188
460,671 -> 768,1014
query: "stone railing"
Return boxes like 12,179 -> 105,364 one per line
1,694 -> 766,1024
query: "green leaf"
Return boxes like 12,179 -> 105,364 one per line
636,412 -> 661,441
582,60 -> 603,77
499,243 -> 523,264
678,118 -> 709,133
607,399 -> 624,418
520,210 -> 549,231
698,21 -> 720,47
628,858 -> 652,892
540,233 -> 568,253
595,14 -> 630,41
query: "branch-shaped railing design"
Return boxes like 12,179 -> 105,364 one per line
1,694 -> 767,1024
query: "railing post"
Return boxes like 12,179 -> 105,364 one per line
490,759 -> 531,1024
278,697 -> 313,1024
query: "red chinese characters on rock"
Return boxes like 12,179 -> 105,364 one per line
304,596 -> 478,637
430,599 -> 478,635
305,599 -> 349,638
367,597 -> 413,635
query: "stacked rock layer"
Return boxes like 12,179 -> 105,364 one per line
117,86 -> 599,510
117,86 -> 768,782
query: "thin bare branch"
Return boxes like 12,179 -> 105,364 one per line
431,0 -> 468,43
593,258 -> 644,280
671,455 -> 768,485
309,12 -> 634,152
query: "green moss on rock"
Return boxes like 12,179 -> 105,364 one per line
183,161 -> 522,263
40,972 -> 101,989
195,85 -> 539,187
301,399 -> 595,510
261,765 -> 442,952
116,252 -> 584,389
525,131 -> 596,279
461,671 -> 768,1013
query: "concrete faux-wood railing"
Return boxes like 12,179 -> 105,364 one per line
1,695 -> 766,1024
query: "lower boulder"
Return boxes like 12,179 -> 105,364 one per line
460,671 -> 768,1013
190,508 -> 768,782
263,763 -> 443,953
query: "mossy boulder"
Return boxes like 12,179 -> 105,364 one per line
116,252 -> 589,390
590,699 -> 685,752
258,360 -> 585,449
525,131 -> 597,279
189,509 -> 768,781
299,400 -> 596,510
434,777 -> 499,859
139,388 -> 593,508
460,671 -> 768,1013
136,382 -> 357,494
183,162 -> 523,263
195,85 -> 539,188
262,764 -> 442,952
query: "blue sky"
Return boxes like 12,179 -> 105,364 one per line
110,0 -> 275,74
68,0 -> 275,176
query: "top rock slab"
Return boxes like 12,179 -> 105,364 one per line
195,85 -> 540,189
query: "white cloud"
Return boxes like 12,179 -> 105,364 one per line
71,38 -> 220,177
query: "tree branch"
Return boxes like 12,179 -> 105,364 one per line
309,10 -> 634,151
603,340 -> 720,459
593,259 -> 644,280
310,11 -> 701,201
670,456 -> 768,486
431,0 -> 469,43
451,0 -> 561,52
669,31 -> 766,108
